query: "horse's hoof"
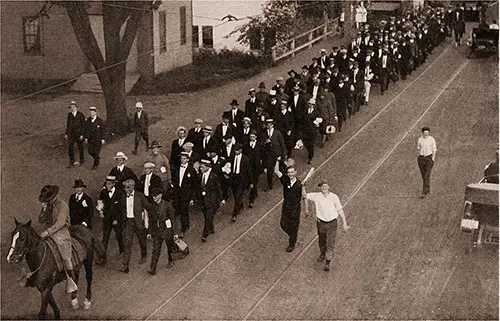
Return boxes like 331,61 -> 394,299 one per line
71,298 -> 79,310
83,298 -> 91,310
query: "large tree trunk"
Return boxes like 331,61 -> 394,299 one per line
98,65 -> 129,136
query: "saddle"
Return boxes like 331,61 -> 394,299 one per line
45,234 -> 86,272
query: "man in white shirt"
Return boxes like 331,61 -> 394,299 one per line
303,180 -> 349,271
417,127 -> 437,198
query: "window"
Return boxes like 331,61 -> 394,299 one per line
159,11 -> 167,53
180,6 -> 187,45
23,16 -> 43,55
192,25 -> 199,48
202,25 -> 213,48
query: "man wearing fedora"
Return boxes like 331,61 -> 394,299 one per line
262,118 -> 286,191
243,129 -> 263,208
198,159 -> 224,242
200,126 -> 216,158
84,106 -> 105,170
170,126 -> 188,175
38,185 -> 78,290
284,70 -> 298,96
187,118 -> 205,155
214,112 -> 235,150
108,152 -> 138,190
65,101 -> 86,168
228,99 -> 244,128
229,144 -> 253,222
245,88 -> 260,119
145,140 -> 171,190
131,102 -> 149,155
256,82 -> 270,106
171,152 -> 197,237
69,179 -> 94,228
97,176 -> 125,265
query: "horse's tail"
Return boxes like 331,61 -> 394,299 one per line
69,225 -> 106,260
91,236 -> 106,260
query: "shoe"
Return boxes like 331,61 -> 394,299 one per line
139,256 -> 147,264
286,245 -> 295,252
73,161 -> 80,166
201,236 -> 207,242
381,92 -> 385,95
67,162 -> 74,168
166,261 -> 174,269
324,260 -> 331,271
231,216 -> 237,222
147,269 -> 156,275
91,165 -> 98,170
118,265 -> 129,273
317,253 -> 325,262
307,159 -> 312,165
420,193 -> 426,199
209,230 -> 215,235
248,202 -> 254,208
131,150 -> 137,155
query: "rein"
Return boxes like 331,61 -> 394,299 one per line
24,239 -> 47,278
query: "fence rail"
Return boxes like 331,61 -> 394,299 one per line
271,16 -> 339,63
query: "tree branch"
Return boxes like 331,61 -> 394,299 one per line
119,9 -> 144,61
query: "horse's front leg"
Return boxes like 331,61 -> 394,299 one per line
38,289 -> 50,320
83,256 -> 93,310
46,290 -> 61,320
70,270 -> 80,310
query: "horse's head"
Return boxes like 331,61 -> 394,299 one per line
7,219 -> 37,264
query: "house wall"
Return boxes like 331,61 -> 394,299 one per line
1,1 -> 86,79
192,0 -> 266,51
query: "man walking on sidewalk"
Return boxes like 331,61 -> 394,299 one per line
303,180 -> 349,271
417,127 -> 437,198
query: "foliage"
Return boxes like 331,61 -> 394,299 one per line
194,48 -> 270,68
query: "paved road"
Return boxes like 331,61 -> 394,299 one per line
1,27 -> 498,321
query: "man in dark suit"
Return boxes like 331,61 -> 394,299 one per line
186,118 -> 205,156
350,61 -> 364,114
229,144 -> 253,222
228,99 -> 245,129
182,142 -> 200,167
219,134 -> 234,200
147,188 -> 176,275
288,85 -> 307,135
236,117 -> 253,145
243,130 -> 263,208
131,102 -> 149,155
262,119 -> 286,191
301,99 -> 321,164
284,70 -> 298,96
334,76 -> 351,132
214,112 -> 236,150
96,176 -> 125,266
201,126 -> 216,158
68,179 -> 93,228
377,46 -> 394,95
452,4 -> 465,46
275,100 -> 295,158
256,82 -> 270,106
65,101 -> 86,168
308,77 -> 325,102
84,106 -> 105,170
136,162 -> 162,200
266,90 -> 279,119
245,88 -> 260,118
198,159 -> 224,242
108,152 -> 138,190
119,179 -> 152,273
171,152 -> 197,237
336,48 -> 350,74
170,126 -> 188,175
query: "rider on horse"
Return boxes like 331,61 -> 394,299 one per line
37,185 -> 78,290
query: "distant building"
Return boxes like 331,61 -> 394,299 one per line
192,0 -> 267,52
1,1 -> 193,81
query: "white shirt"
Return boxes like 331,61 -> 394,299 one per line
144,173 -> 152,196
417,136 -> 437,156
243,127 -> 250,135
91,117 -> 97,123
382,55 -> 387,68
117,164 -> 124,172
306,192 -> 342,222
268,128 -> 274,137
250,141 -> 256,149
126,192 -> 135,218
72,111 -> 77,117
179,164 -> 187,186
137,111 -> 142,119
202,168 -> 211,186
212,155 -> 219,164
178,137 -> 185,147
312,86 -> 319,100
233,154 -> 241,174
108,187 -> 115,198
204,136 -> 210,148
222,124 -> 228,136
75,192 -> 83,201
353,69 -> 358,83
226,144 -> 233,157
294,94 -> 299,106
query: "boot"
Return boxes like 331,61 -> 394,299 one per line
66,270 -> 78,293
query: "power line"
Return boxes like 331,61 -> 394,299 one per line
102,2 -> 223,21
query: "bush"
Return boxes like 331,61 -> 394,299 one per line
193,48 -> 270,69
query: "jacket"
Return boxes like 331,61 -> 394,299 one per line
149,199 -> 175,238
66,111 -> 86,137
39,198 -> 72,259
68,193 -> 94,228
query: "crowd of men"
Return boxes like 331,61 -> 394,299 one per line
53,4 -> 460,276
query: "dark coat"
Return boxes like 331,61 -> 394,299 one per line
120,191 -> 152,228
279,175 -> 302,217
199,170 -> 223,212
66,111 -> 86,137
245,97 -> 260,118
68,193 -> 94,228
243,140 -> 263,181
262,128 -> 286,161
170,138 -> 187,170
136,173 -> 162,197
171,163 -> 198,201
220,143 -> 236,162
133,111 -> 149,132
228,108 -> 245,128
214,123 -> 236,147
148,199 -> 175,238
200,135 -> 217,158
99,188 -> 126,224
84,117 -> 105,142
236,126 -> 253,145
275,110 -> 295,138
187,128 -> 205,155
334,83 -> 351,114
108,166 -> 138,189
230,154 -> 253,188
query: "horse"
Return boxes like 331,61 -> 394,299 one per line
6,219 -> 106,320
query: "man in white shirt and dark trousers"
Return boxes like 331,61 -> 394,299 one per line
417,127 -> 437,198
229,144 -> 252,222
303,180 -> 349,271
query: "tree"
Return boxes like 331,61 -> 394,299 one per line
35,1 -> 161,136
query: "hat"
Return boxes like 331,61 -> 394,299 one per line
39,185 -> 59,203
89,106 -> 97,111
150,140 -> 162,148
340,48 -> 347,54
301,65 -> 309,70
200,159 -> 212,165
234,143 -> 243,151
243,117 -> 252,123
144,162 -> 155,168
222,111 -> 231,119
135,102 -> 143,108
269,90 -> 277,96
280,100 -> 288,105
307,98 -> 316,105
249,129 -> 258,136
332,46 -> 339,51
150,188 -> 163,197
176,126 -> 187,133
123,179 -> 135,187
292,85 -> 300,91
203,125 -> 213,132
113,152 -> 128,160
265,118 -> 275,123
72,179 -> 86,188
248,88 -> 256,94
180,151 -> 190,158
69,101 -> 77,107
194,118 -> 203,124
259,82 -> 266,88
320,48 -> 327,53
276,76 -> 284,81
317,180 -> 329,187
230,99 -> 239,106
223,133 -> 233,140
105,176 -> 117,182
183,142 -> 194,149
287,69 -> 297,76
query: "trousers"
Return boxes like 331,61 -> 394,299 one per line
102,220 -> 124,254
68,136 -> 84,162
150,234 -> 174,271
122,218 -> 147,266
417,155 -> 434,194
317,219 -> 337,261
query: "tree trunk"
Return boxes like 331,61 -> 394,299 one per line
98,65 -> 129,137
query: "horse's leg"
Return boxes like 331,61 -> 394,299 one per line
70,270 -> 80,310
46,290 -> 61,320
83,253 -> 93,310
38,289 -> 50,320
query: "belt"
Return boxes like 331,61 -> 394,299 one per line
419,154 -> 432,157
317,218 -> 337,224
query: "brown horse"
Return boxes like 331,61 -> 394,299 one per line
7,219 -> 106,320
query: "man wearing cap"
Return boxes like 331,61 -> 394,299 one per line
275,100 -> 295,158
266,90 -> 279,118
303,180 -> 349,271
147,188 -> 176,275
198,159 -> 224,242
119,179 -> 152,273
97,176 -> 125,265
214,112 -> 235,149
243,129 -> 263,208
301,98 -> 321,164
84,106 -> 105,170
38,185 -> 78,290
65,101 -> 86,168
262,118 -> 286,191
145,140 -> 171,189
171,152 -> 197,237
131,102 -> 149,155
69,179 -> 93,228
137,162 -> 162,200
245,88 -> 260,119
228,144 -> 252,222
299,65 -> 312,88
187,119 -> 205,155
273,76 -> 284,91
109,152 -> 138,190
201,126 -> 216,158
256,82 -> 270,106
170,126 -> 188,174
275,84 -> 289,105
182,142 -> 200,166
236,117 -> 253,145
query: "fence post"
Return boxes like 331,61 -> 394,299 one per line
308,31 -> 313,48
291,39 -> 296,57
323,11 -> 328,39
271,46 -> 277,62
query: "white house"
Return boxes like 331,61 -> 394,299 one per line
192,0 -> 267,51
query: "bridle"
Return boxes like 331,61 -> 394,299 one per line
13,229 -> 47,278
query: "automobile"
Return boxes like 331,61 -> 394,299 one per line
467,26 -> 499,58
461,181 -> 499,253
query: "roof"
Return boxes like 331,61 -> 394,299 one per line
368,2 -> 401,12
465,183 -> 499,206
